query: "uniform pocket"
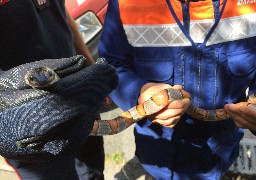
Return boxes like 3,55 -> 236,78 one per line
227,48 -> 256,77
133,57 -> 173,82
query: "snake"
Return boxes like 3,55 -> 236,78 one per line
0,55 -> 118,161
1,55 -> 255,162
24,63 -> 256,136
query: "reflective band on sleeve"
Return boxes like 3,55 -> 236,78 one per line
123,13 -> 256,47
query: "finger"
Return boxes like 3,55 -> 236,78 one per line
233,115 -> 256,130
226,104 -> 256,124
233,118 -> 243,128
141,84 -> 172,95
239,106 -> 256,125
152,116 -> 180,127
225,104 -> 240,117
172,85 -> 182,90
225,104 -> 256,130
168,98 -> 190,109
226,103 -> 256,117
167,100 -> 185,109
154,99 -> 190,119
140,83 -> 158,94
155,108 -> 184,120
138,84 -> 172,104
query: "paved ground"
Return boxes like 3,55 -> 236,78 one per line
0,104 -> 256,180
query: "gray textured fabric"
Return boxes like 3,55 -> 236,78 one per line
0,55 -> 118,162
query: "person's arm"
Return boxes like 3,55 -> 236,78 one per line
225,101 -> 256,134
98,0 -> 147,111
65,8 -> 94,66
225,83 -> 256,135
98,0 -> 189,128
138,83 -> 190,128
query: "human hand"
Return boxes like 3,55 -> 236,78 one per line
138,83 -> 190,128
102,96 -> 113,109
225,99 -> 256,131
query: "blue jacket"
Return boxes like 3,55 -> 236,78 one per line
99,0 -> 256,179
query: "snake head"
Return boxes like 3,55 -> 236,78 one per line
0,55 -> 119,162
24,67 -> 60,88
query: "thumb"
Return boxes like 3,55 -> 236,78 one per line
138,84 -> 172,104
172,85 -> 182,90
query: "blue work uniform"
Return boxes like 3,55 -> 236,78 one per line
99,0 -> 256,179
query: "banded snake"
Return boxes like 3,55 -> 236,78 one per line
25,60 -> 256,136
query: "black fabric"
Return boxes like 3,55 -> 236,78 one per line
75,136 -> 105,180
0,0 -> 75,70
251,130 -> 256,136
0,56 -> 118,162
0,1 -> 109,179
7,136 -> 105,180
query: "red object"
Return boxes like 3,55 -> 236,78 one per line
0,0 -> 10,6
65,0 -> 108,24
4,159 -> 22,180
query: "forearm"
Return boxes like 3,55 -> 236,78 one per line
65,8 -> 94,66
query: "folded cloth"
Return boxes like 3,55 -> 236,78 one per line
0,55 -> 118,162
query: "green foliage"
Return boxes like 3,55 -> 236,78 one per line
105,151 -> 125,165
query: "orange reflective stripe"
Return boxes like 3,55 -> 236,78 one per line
119,0 -> 256,25
119,0 -> 177,24
189,0 -> 215,20
222,0 -> 256,19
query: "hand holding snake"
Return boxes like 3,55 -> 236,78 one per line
138,83 -> 190,128
0,55 -> 256,162
225,101 -> 256,131
21,64 -> 256,137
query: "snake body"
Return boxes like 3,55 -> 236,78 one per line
24,65 -> 256,136
90,89 -> 256,136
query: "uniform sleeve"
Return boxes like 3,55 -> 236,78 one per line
98,0 -> 147,111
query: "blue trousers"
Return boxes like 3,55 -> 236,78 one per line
6,136 -> 104,180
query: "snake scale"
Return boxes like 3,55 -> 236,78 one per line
25,59 -> 256,136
